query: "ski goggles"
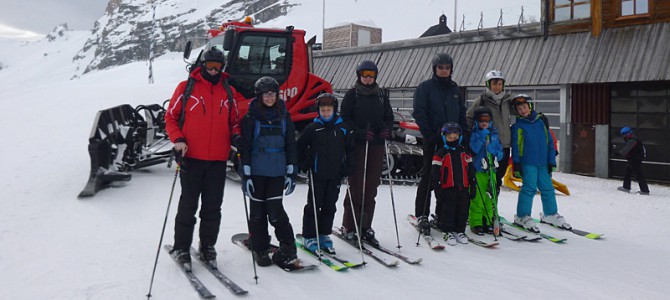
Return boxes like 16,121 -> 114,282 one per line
204,61 -> 223,71
359,70 -> 377,78
477,114 -> 491,122
441,123 -> 462,135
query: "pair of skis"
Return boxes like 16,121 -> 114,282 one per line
295,234 -> 365,271
164,245 -> 248,299
407,214 -> 446,250
230,233 -> 318,272
424,214 -> 502,247
332,226 -> 422,267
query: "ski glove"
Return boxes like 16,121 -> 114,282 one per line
479,129 -> 490,136
365,129 -> 376,141
242,165 -> 254,197
284,176 -> 296,195
513,163 -> 523,179
379,128 -> 391,140
486,143 -> 497,155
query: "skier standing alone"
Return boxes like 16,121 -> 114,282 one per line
297,93 -> 355,253
510,94 -> 570,232
239,76 -> 300,268
164,47 -> 240,267
616,127 -> 650,195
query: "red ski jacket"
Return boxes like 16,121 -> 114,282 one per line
165,67 -> 241,161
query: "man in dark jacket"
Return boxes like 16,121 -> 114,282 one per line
412,53 -> 468,236
339,60 -> 394,247
164,47 -> 240,268
617,127 -> 650,195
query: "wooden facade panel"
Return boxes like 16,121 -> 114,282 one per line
572,84 -> 610,124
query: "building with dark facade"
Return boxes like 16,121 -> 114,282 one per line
313,0 -> 670,182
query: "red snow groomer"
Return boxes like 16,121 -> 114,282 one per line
79,17 -> 332,197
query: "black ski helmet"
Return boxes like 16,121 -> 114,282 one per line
315,93 -> 338,114
202,47 -> 225,63
474,106 -> 493,122
356,60 -> 378,79
254,76 -> 279,96
511,94 -> 533,111
440,122 -> 462,135
431,53 -> 453,73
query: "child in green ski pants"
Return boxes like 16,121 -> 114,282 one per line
468,107 -> 503,235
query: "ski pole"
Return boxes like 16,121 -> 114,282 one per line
485,136 -> 500,239
146,164 -> 180,299
241,189 -> 259,284
346,178 -> 366,265
384,140 -> 402,250
358,139 -> 370,238
308,170 -> 322,262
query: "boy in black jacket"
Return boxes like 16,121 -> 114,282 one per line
297,93 -> 355,254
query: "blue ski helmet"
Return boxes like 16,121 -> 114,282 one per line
620,127 -> 633,136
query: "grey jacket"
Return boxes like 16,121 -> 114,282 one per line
466,89 -> 513,148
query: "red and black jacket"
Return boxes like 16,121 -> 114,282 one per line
165,67 -> 240,161
431,145 -> 472,190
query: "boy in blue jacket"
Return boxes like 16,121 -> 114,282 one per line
510,94 -> 570,232
469,107 -> 503,236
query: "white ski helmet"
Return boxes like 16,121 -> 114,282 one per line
485,70 -> 505,89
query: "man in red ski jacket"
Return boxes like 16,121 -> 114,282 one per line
164,47 -> 240,268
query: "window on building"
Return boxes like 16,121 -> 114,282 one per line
621,0 -> 650,16
554,0 -> 591,22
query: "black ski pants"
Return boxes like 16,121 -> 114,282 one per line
623,158 -> 649,193
414,138 -> 440,218
302,177 -> 340,238
173,158 -> 227,251
436,188 -> 470,233
248,175 -> 296,256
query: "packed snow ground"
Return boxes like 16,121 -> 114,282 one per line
1,36 -> 669,300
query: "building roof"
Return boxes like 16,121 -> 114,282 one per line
314,22 -> 670,89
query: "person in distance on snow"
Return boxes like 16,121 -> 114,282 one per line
339,60 -> 394,247
615,127 -> 650,195
510,94 -> 570,232
466,70 -> 513,195
468,107 -> 503,236
239,76 -> 300,268
297,93 -> 355,254
431,122 -> 472,246
164,47 -> 240,268
412,53 -> 468,236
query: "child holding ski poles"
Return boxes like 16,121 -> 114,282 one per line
468,107 -> 503,236
431,122 -> 472,246
297,93 -> 355,254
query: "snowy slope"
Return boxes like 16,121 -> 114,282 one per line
0,48 -> 669,300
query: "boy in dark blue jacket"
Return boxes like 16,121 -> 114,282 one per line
297,93 -> 355,254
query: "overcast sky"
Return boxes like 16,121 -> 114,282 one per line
0,0 -> 109,34
0,0 -> 537,38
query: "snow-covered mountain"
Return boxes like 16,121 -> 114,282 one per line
73,0 -> 298,75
